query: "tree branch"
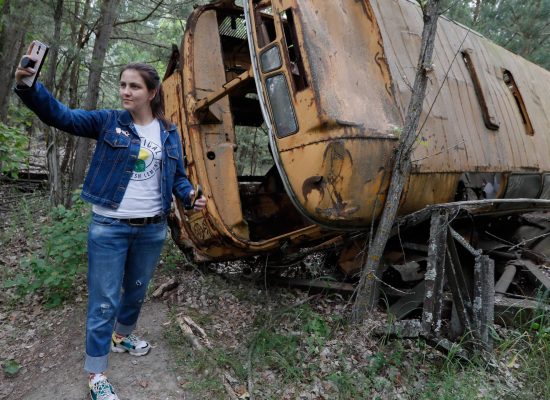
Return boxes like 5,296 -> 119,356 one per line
110,36 -> 171,49
114,0 -> 164,26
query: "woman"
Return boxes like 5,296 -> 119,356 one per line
15,61 -> 206,400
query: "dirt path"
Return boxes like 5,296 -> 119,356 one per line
1,301 -> 188,400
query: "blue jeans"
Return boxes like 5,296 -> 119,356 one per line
84,213 -> 167,373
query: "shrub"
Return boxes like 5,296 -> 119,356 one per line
0,122 -> 29,178
5,192 -> 90,308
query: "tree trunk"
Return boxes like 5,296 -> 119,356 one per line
0,0 -> 32,122
60,0 -> 91,183
472,0 -> 482,25
351,0 -> 443,323
42,0 -> 65,207
68,0 -> 121,201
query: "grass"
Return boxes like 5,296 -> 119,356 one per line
163,309 -> 228,398
0,188 -> 49,306
2,189 -> 550,399
163,270 -> 550,400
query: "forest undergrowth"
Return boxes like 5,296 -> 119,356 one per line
1,185 -> 549,399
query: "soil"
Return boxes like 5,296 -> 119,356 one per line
0,300 -> 188,400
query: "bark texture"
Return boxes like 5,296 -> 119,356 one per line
351,0 -> 443,323
68,0 -> 121,197
0,0 -> 32,122
44,0 -> 65,207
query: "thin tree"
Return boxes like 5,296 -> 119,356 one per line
43,0 -> 65,207
60,0 -> 93,184
0,0 -> 32,122
351,0 -> 443,322
68,0 -> 121,199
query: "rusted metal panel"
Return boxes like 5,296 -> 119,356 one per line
246,0 -> 403,229
164,0 -> 550,266
188,9 -> 249,239
372,0 -> 550,173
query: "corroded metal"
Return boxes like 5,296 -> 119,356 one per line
162,0 -> 550,270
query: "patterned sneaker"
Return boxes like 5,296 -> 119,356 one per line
89,374 -> 119,400
111,333 -> 151,356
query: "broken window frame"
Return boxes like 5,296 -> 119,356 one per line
503,69 -> 535,136
247,0 -> 300,139
461,49 -> 500,131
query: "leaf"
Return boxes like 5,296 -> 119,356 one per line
2,359 -> 22,376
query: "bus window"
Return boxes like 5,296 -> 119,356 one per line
254,2 -> 275,48
461,50 -> 499,131
260,45 -> 282,73
280,8 -> 308,91
265,73 -> 298,137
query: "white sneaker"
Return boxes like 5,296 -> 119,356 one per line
111,333 -> 151,356
89,374 -> 119,400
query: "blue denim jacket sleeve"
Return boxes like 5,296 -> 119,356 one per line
14,81 -> 109,139
171,130 -> 193,208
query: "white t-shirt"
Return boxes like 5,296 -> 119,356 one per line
93,119 -> 163,218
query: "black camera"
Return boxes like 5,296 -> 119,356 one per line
20,56 -> 36,69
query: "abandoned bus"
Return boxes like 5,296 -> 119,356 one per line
162,0 -> 550,269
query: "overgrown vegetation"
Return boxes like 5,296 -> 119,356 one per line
1,189 -> 549,398
162,269 -> 550,399
3,191 -> 89,308
0,123 -> 29,178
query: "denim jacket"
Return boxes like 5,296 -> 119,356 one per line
14,82 -> 193,213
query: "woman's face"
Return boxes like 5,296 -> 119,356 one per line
119,69 -> 156,115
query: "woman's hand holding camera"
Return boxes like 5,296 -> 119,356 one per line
15,56 -> 37,84
15,41 -> 48,87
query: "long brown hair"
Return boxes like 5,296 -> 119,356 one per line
119,63 -> 171,129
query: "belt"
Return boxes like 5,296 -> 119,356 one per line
119,215 -> 166,226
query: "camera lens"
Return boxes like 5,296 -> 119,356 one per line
20,56 -> 36,69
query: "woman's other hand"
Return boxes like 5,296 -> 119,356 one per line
189,190 -> 207,211
194,195 -> 207,211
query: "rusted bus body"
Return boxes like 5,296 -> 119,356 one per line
245,0 -> 550,230
162,0 -> 550,261
163,1 -> 336,261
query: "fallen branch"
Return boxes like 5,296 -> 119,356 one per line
181,315 -> 212,349
176,313 -> 248,398
222,378 -> 240,400
151,278 -> 179,298
176,315 -> 204,351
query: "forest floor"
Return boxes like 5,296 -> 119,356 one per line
1,184 -> 549,400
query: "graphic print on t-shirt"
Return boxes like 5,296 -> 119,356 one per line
133,137 -> 161,181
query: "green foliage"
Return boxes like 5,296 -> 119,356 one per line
234,125 -> 273,176
160,236 -> 188,273
0,123 -> 28,178
249,303 -> 334,382
445,0 -> 550,69
163,310 -> 227,397
253,329 -> 303,381
4,192 -> 90,308
2,359 -> 22,377
497,306 -> 550,399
